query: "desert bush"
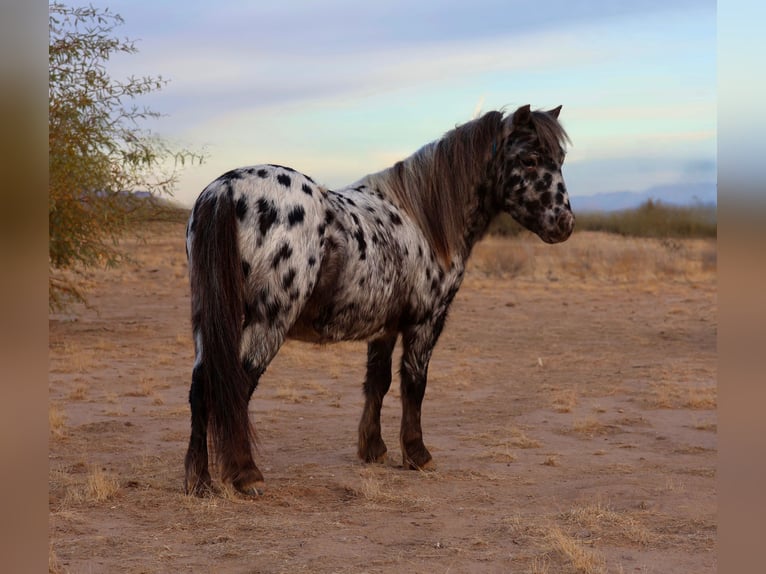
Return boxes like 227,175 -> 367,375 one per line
48,3 -> 201,309
574,200 -> 716,238
488,200 -> 716,240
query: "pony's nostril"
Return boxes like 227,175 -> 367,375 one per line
557,210 -> 574,235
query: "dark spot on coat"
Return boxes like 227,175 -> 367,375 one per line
282,268 -> 296,289
308,255 -> 316,267
257,198 -> 278,236
353,228 -> 367,260
236,196 -> 248,220
277,174 -> 292,188
217,169 -> 244,183
389,212 -> 403,225
266,299 -> 281,324
243,302 -> 254,329
287,205 -> 305,227
272,242 -> 293,269
301,183 -> 313,195
257,169 -> 268,178
242,260 -> 251,278
269,164 -> 296,173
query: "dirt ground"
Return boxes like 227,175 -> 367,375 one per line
49,221 -> 717,573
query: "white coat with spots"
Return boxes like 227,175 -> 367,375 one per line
184,105 -> 574,496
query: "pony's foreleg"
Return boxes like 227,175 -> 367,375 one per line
358,334 -> 398,463
399,326 -> 438,470
184,363 -> 212,495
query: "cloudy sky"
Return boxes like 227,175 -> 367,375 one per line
66,0 -> 717,207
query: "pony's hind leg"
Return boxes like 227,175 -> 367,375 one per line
184,364 -> 213,496
358,334 -> 398,463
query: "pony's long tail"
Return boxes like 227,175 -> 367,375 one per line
189,189 -> 255,482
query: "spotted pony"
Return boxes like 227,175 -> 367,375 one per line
184,104 -> 574,496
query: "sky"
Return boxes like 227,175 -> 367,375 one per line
64,0 -> 717,207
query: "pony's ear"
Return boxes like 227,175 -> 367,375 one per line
548,105 -> 562,119
512,104 -> 532,127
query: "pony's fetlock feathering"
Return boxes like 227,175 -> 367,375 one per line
184,105 -> 573,495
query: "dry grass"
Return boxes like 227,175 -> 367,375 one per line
552,388 -> 579,413
49,404 -> 66,439
49,545 -> 63,574
68,383 -> 88,401
49,341 -> 99,374
560,501 -> 655,546
123,377 -> 166,405
353,468 -> 431,510
568,417 -> 620,438
472,231 -> 717,285
509,427 -> 542,449
475,426 -> 541,462
646,381 -> 717,410
61,466 -> 121,505
470,237 -> 532,277
546,526 -> 607,574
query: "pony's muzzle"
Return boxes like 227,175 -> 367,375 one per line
558,210 -> 575,239
543,210 -> 575,243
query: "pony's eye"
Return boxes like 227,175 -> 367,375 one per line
520,155 -> 538,169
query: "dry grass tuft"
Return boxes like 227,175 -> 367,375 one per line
49,545 -> 63,574
85,466 -> 121,502
275,386 -> 308,404
560,501 -> 655,546
63,466 -> 120,505
68,383 -> 88,401
353,468 -> 431,510
469,236 -> 532,277
646,381 -> 716,410
509,427 -> 542,449
552,388 -> 579,413
49,404 -> 66,439
547,526 -> 607,574
569,418 -> 621,438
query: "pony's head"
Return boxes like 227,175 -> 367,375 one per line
495,105 -> 574,243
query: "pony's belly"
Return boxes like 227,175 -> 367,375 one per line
287,312 -> 391,344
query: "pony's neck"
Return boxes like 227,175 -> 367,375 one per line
364,111 -> 505,269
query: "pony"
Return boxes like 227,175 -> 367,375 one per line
184,104 -> 574,496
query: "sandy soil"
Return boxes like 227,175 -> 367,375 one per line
49,221 -> 717,573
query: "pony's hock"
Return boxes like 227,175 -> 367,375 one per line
184,105 -> 573,496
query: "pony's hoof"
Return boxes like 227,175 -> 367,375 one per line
233,477 -> 266,497
406,458 -> 436,472
403,447 -> 434,471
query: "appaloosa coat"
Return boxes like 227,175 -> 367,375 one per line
184,105 -> 574,496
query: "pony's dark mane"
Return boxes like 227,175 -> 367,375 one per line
363,110 -> 505,268
363,107 -> 569,268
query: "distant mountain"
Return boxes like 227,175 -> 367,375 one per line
572,181 -> 716,212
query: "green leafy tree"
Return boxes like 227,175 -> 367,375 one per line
49,2 -> 200,309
